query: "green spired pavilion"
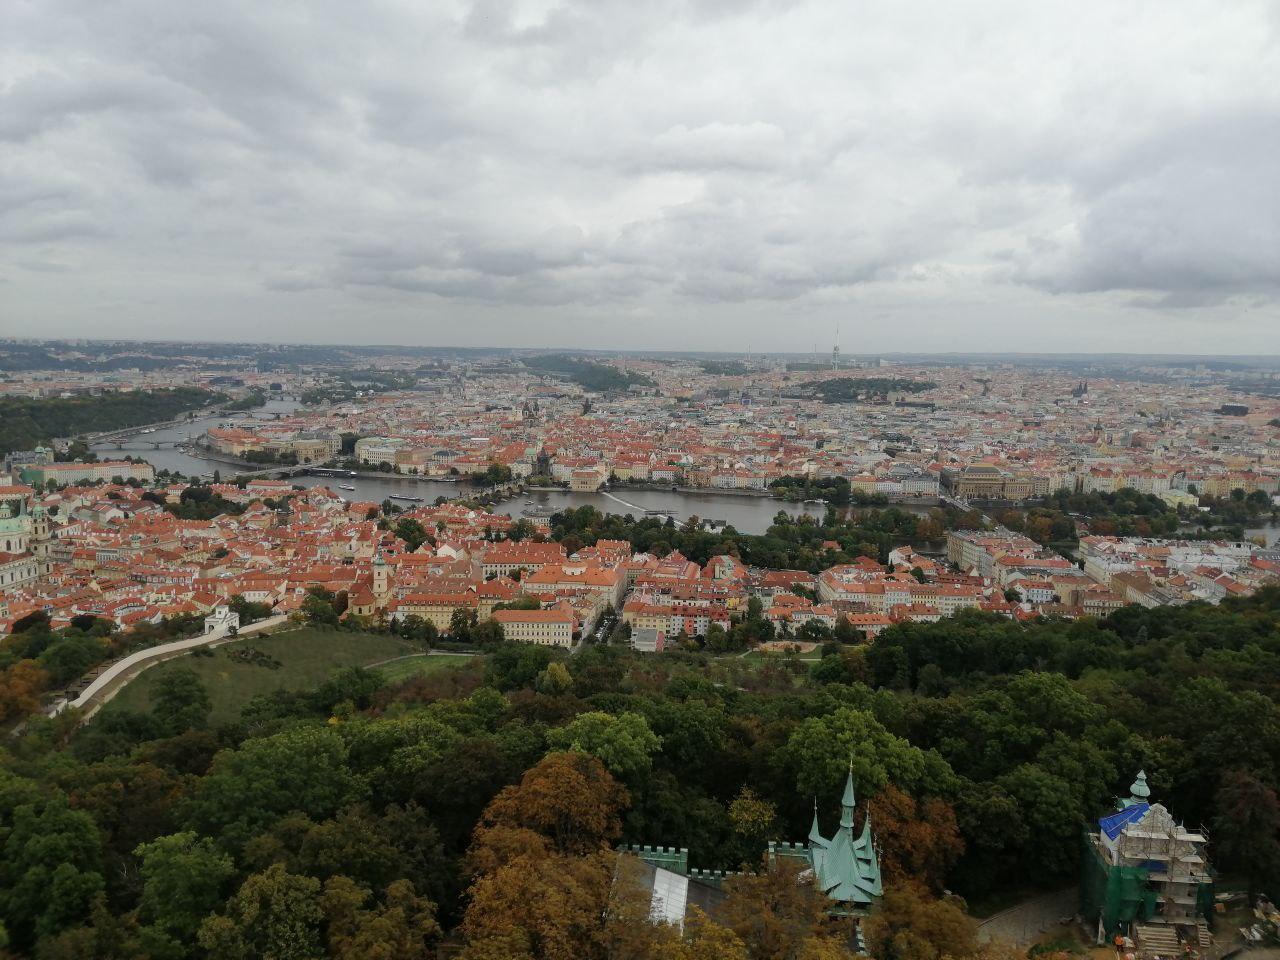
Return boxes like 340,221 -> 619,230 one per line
772,769 -> 884,915
626,770 -> 883,928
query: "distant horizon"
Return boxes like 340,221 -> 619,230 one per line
4,336 -> 1279,364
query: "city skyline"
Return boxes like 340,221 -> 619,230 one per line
6,336 -> 1280,366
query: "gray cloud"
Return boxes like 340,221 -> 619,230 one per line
1007,111 -> 1280,305
1,0 -> 1278,351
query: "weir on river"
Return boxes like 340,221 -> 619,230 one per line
599,490 -> 675,519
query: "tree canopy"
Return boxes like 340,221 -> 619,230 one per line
3,589 -> 1280,956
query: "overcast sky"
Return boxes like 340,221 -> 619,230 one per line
3,1 -> 1278,354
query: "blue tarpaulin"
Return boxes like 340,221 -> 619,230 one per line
1099,803 -> 1149,840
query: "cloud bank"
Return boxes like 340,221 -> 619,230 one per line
2,0 -> 1278,352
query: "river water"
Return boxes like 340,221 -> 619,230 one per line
87,413 -> 1280,544
284,479 -> 827,534
91,400 -> 825,535
486,487 -> 828,534
102,406 -> 1277,544
91,399 -> 305,477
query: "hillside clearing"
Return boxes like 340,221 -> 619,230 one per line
107,627 -> 420,724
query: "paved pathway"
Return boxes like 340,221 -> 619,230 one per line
977,888 -> 1078,946
365,650 -> 479,668
47,614 -> 290,720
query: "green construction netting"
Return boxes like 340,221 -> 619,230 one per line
1196,879 -> 1216,925
1080,831 -> 1154,936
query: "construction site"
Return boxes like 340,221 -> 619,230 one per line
1081,772 -> 1216,960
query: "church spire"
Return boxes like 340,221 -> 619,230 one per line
839,764 -> 856,833
809,797 -> 824,844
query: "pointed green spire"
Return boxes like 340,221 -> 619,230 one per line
840,765 -> 856,832
809,798 -> 824,844
857,812 -> 873,847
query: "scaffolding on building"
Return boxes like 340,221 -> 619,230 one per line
1081,774 -> 1215,960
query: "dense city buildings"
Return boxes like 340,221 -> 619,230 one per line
2,344 -> 1278,642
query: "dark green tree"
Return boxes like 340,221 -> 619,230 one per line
183,725 -> 366,849
1214,769 -> 1280,898
134,831 -> 236,949
197,863 -> 323,960
152,668 -> 212,735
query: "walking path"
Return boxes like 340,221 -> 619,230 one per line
364,650 -> 479,668
46,614 -> 290,721
976,888 -> 1077,946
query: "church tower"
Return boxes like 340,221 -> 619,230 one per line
372,551 -> 391,605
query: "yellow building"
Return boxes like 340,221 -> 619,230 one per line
390,592 -> 479,631
282,438 -> 335,464
491,607 -> 576,647
570,467 -> 606,491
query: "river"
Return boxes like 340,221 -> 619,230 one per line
86,415 -> 1280,544
288,479 -> 829,535
486,487 -> 827,534
91,398 -> 305,476
91,400 -> 826,535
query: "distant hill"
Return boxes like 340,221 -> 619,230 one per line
785,377 -> 937,403
522,354 -> 655,392
0,387 -> 223,455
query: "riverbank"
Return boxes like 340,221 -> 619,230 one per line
179,450 -> 482,489
88,406 -> 828,533
487,486 -> 830,534
608,481 -> 781,499
173,445 -> 271,472
334,468 -> 467,485
612,482 -> 944,509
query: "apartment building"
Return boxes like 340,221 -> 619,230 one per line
491,606 -> 576,647
21,460 -> 155,486
479,541 -> 567,579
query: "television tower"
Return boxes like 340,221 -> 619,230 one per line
832,320 -> 841,370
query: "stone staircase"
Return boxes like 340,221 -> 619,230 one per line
1133,920 -> 1213,959
1192,919 -> 1212,950
1134,923 -> 1182,958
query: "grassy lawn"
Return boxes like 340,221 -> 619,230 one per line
375,653 -> 475,683
109,627 -> 420,724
